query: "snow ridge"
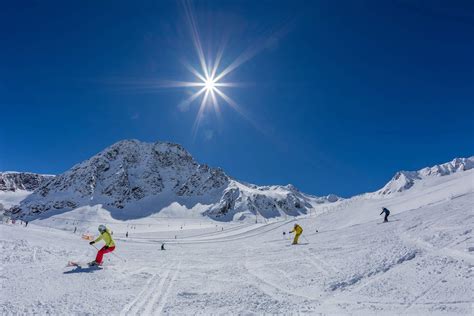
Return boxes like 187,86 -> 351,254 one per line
377,157 -> 474,195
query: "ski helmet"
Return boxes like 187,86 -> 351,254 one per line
98,224 -> 106,233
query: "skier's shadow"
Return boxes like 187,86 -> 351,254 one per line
63,266 -> 102,274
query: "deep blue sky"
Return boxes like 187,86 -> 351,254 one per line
1,1 -> 473,197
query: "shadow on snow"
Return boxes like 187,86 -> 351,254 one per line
63,266 -> 103,274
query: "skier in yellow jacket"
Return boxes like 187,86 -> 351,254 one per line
289,223 -> 303,245
89,225 -> 115,266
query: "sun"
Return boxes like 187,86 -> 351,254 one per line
170,43 -> 242,135
204,77 -> 216,92
164,1 -> 263,136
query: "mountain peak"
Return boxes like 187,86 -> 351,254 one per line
100,139 -> 192,159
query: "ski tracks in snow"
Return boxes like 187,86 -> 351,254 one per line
404,277 -> 444,312
242,248 -> 320,302
152,260 -> 181,315
401,232 -> 474,265
120,260 -> 181,316
303,248 -> 338,276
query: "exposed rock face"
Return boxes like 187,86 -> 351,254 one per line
8,140 -> 340,220
0,172 -> 54,192
206,183 -> 339,220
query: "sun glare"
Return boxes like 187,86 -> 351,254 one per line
164,1 -> 268,136
204,77 -> 216,91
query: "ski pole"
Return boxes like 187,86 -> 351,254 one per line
302,235 -> 310,243
90,244 -> 127,262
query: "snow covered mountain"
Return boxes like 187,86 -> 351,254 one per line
0,172 -> 54,192
376,157 -> 474,196
7,140 -> 339,220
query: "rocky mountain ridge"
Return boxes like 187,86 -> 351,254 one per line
7,140 -> 339,220
0,172 -> 54,192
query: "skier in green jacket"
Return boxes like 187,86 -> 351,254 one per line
89,225 -> 115,266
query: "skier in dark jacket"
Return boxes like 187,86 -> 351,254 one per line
380,207 -> 390,222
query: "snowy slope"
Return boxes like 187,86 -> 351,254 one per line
1,166 -> 473,315
7,140 -> 339,221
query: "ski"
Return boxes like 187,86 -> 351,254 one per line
286,242 -> 309,246
67,261 -> 102,268
67,261 -> 88,267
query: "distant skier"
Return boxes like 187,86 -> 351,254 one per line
380,207 -> 390,222
289,223 -> 303,245
161,243 -> 165,250
89,225 -> 116,266
126,231 -> 129,238
25,221 -> 28,227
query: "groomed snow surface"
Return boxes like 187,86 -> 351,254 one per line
1,171 -> 473,315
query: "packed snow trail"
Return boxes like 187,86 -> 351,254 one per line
1,189 -> 473,315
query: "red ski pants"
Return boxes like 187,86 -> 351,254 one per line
96,246 -> 115,264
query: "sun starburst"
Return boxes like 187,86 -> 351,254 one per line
175,52 -> 241,135
154,0 -> 288,137
162,1 -> 249,135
